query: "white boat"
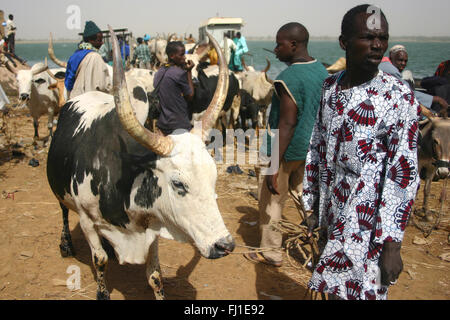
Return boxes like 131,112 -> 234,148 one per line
198,17 -> 245,43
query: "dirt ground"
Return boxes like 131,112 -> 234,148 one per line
0,105 -> 449,301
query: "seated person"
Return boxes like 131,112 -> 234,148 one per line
379,45 -> 448,117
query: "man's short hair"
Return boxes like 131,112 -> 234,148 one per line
137,37 -> 143,44
166,41 -> 184,57
8,14 -> 13,20
278,22 -> 309,45
341,4 -> 388,38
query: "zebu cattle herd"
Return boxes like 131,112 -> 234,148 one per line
1,27 -> 449,300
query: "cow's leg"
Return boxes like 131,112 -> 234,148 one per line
146,237 -> 165,300
47,106 -> 55,137
59,202 -> 75,257
423,175 -> 434,220
230,95 -> 241,130
79,213 -> 110,300
33,118 -> 39,139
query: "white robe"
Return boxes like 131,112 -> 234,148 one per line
69,52 -> 112,99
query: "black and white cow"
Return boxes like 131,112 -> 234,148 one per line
189,61 -> 241,132
237,89 -> 261,130
46,27 -> 234,300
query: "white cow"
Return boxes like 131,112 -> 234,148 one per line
6,60 -> 66,138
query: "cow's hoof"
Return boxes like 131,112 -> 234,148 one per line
154,289 -> 165,300
97,290 -> 110,300
60,243 -> 75,257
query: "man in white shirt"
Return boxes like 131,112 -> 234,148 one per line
6,14 -> 16,54
220,32 -> 236,66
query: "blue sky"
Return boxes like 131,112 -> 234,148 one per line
3,0 -> 450,40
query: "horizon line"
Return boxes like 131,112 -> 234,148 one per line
15,35 -> 450,43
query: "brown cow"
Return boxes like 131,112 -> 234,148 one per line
46,69 -> 66,112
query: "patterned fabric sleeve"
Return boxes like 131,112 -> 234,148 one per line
375,86 -> 421,243
302,96 -> 323,213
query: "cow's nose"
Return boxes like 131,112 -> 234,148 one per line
20,93 -> 29,101
209,234 -> 235,259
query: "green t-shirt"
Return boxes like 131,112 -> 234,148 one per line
266,60 -> 328,161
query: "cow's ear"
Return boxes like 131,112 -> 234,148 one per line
34,78 -> 46,84
55,71 -> 66,79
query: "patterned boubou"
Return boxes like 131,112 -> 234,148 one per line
302,70 -> 420,300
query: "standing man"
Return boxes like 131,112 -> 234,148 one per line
244,23 -> 328,267
220,32 -> 236,66
65,21 -> 112,99
229,32 -> 248,72
6,14 -> 16,54
302,4 -> 420,300
132,37 -> 151,69
154,41 -> 195,135
185,34 -> 196,44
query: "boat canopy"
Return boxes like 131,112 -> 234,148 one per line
198,17 -> 245,43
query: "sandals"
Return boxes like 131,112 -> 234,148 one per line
244,251 -> 282,267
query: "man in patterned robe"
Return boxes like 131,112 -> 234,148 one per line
302,4 -> 420,300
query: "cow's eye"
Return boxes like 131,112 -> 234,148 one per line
172,180 -> 188,195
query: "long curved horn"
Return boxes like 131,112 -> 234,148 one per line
195,32 -> 229,139
262,58 -> 271,73
109,25 -> 173,156
32,58 -> 49,76
32,64 -> 48,76
48,33 -> 68,68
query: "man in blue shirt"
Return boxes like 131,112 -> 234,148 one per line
229,32 -> 248,72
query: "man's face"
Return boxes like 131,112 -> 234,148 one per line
169,46 -> 186,67
340,12 -> 389,72
90,32 -> 103,50
391,51 -> 408,72
274,31 -> 294,63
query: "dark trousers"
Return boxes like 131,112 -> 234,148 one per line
7,34 -> 15,54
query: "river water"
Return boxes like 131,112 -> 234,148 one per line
14,40 -> 450,79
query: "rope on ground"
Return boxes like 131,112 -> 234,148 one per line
271,219 -> 321,270
230,244 -> 283,255
412,177 -> 448,238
